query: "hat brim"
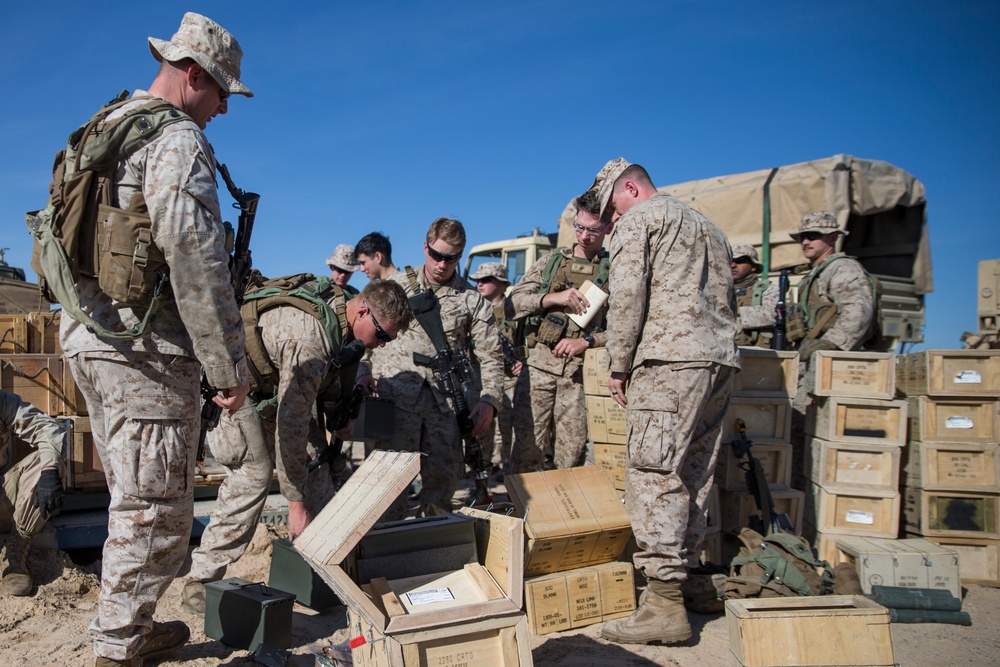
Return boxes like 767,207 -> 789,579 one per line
149,38 -> 254,98
789,229 -> 849,240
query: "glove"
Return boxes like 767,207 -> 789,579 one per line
33,468 -> 64,519
797,338 -> 839,360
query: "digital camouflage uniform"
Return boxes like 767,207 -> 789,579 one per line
0,390 -> 65,538
187,304 -> 356,585
606,192 -> 739,584
483,301 -> 518,473
360,267 -> 503,517
734,273 -> 779,347
508,247 -> 609,472
60,92 -> 247,661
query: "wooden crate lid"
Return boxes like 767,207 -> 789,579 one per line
505,466 -> 630,539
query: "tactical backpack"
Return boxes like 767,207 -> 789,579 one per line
26,91 -> 190,340
241,272 -> 349,418
724,528 -> 835,599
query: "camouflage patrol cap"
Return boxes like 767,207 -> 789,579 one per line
790,210 -> 848,240
149,12 -> 253,98
590,158 -> 632,223
469,262 -> 510,284
326,244 -> 359,272
731,244 -> 762,269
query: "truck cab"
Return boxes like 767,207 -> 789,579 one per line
463,228 -> 558,287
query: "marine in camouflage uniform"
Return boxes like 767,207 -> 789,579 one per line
469,262 -> 521,476
731,244 -> 779,348
181,280 -> 411,614
592,159 -> 739,645
0,390 -> 66,597
358,218 -> 503,518
58,14 -> 253,666
507,191 -> 611,472
326,243 -> 361,297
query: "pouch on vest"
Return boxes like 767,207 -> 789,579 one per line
784,306 -> 806,343
535,312 -> 567,348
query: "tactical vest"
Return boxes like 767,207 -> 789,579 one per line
26,91 -> 190,340
241,272 -> 349,410
799,253 -> 881,348
524,249 -> 610,348
735,276 -> 773,347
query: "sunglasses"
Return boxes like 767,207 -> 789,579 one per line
364,300 -> 395,342
427,245 -> 461,264
732,257 -> 754,265
798,231 -> 826,242
573,223 -> 603,237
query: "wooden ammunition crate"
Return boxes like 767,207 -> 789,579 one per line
582,347 -> 611,397
720,488 -> 804,535
804,436 -> 901,493
725,595 -> 895,667
722,397 -> 793,446
811,350 -> 896,399
806,396 -> 907,446
65,415 -> 106,489
907,534 -> 1000,587
585,395 -> 626,445
897,349 -> 1000,397
902,441 -> 1000,492
506,466 -> 632,576
295,451 -> 531,667
732,348 -> 799,398
834,535 -> 961,596
0,354 -> 85,416
593,442 -> 626,493
523,561 -> 635,635
908,396 -> 1000,443
805,483 -> 900,538
0,314 -> 29,353
700,531 -> 723,566
26,310 -> 61,355
903,487 -> 1000,539
716,441 -> 792,491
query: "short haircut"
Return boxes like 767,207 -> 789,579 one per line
426,217 -> 466,249
359,280 -> 413,332
614,164 -> 654,194
575,189 -> 602,217
355,232 -> 393,263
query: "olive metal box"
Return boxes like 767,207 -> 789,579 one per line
269,538 -> 341,610
204,577 -> 295,651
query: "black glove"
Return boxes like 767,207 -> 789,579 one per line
33,468 -> 64,519
797,338 -> 839,360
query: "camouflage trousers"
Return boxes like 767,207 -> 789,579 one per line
371,383 -> 462,519
0,449 -> 49,538
624,361 -> 734,583
482,376 -> 517,473
188,398 -> 334,584
510,362 -> 587,473
67,350 -> 199,662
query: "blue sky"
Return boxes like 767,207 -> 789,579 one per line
2,1 -> 997,350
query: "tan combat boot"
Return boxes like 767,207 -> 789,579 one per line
601,579 -> 692,644
139,620 -> 190,661
181,580 -> 206,615
1,532 -> 33,596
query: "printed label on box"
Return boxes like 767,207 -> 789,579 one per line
406,588 -> 454,606
954,370 -> 982,384
945,416 -> 975,429
846,510 -> 875,525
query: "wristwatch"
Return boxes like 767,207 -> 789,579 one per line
583,333 -> 595,348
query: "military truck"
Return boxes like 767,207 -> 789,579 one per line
463,227 -> 558,286
556,154 -> 932,351
963,258 -> 1000,349
0,248 -> 49,315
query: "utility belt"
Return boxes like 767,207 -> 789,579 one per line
524,311 -> 584,349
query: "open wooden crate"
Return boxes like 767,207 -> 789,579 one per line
296,450 -> 531,667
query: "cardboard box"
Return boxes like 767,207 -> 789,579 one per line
806,483 -> 900,538
903,487 -> 1000,539
902,441 -> 1000,492
593,442 -> 626,492
807,396 -> 908,446
720,488 -> 804,535
725,595 -> 895,667
506,466 -> 632,576
722,397 -> 793,445
0,354 -> 85,416
834,535 -> 961,596
295,451 -> 531,667
524,561 -> 635,635
909,396 -> 1000,443
811,350 -> 896,399
204,577 -> 294,651
907,534 -> 1000,587
0,314 -> 29,353
732,347 -> 799,398
717,441 -> 792,491
585,395 -> 626,445
897,349 -> 1000,397
804,436 -> 901,493
582,347 -> 611,397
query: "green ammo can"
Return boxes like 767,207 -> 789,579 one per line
269,538 -> 341,610
204,577 -> 295,651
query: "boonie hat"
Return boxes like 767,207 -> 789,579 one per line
469,262 -> 510,284
326,244 -> 359,272
590,157 -> 632,223
731,244 -> 762,269
790,210 -> 848,240
149,12 -> 253,98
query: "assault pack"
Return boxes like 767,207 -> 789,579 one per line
724,528 -> 835,599
26,91 -> 190,339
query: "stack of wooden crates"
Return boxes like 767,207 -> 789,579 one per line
0,311 -> 102,489
583,347 -> 627,498
897,349 -> 1000,587
801,351 -> 906,563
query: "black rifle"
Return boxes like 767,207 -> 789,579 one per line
197,163 -> 260,463
771,268 -> 791,351
409,290 -> 492,506
497,331 -> 525,373
730,418 -> 794,535
307,340 -> 369,474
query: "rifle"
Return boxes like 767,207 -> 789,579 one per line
771,268 -> 791,351
307,340 -> 369,474
197,163 -> 260,463
730,418 -> 794,535
409,290 -> 493,506
498,331 -> 525,374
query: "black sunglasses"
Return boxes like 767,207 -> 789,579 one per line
732,257 -> 754,265
427,245 -> 461,264
364,300 -> 395,342
798,231 -> 825,242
